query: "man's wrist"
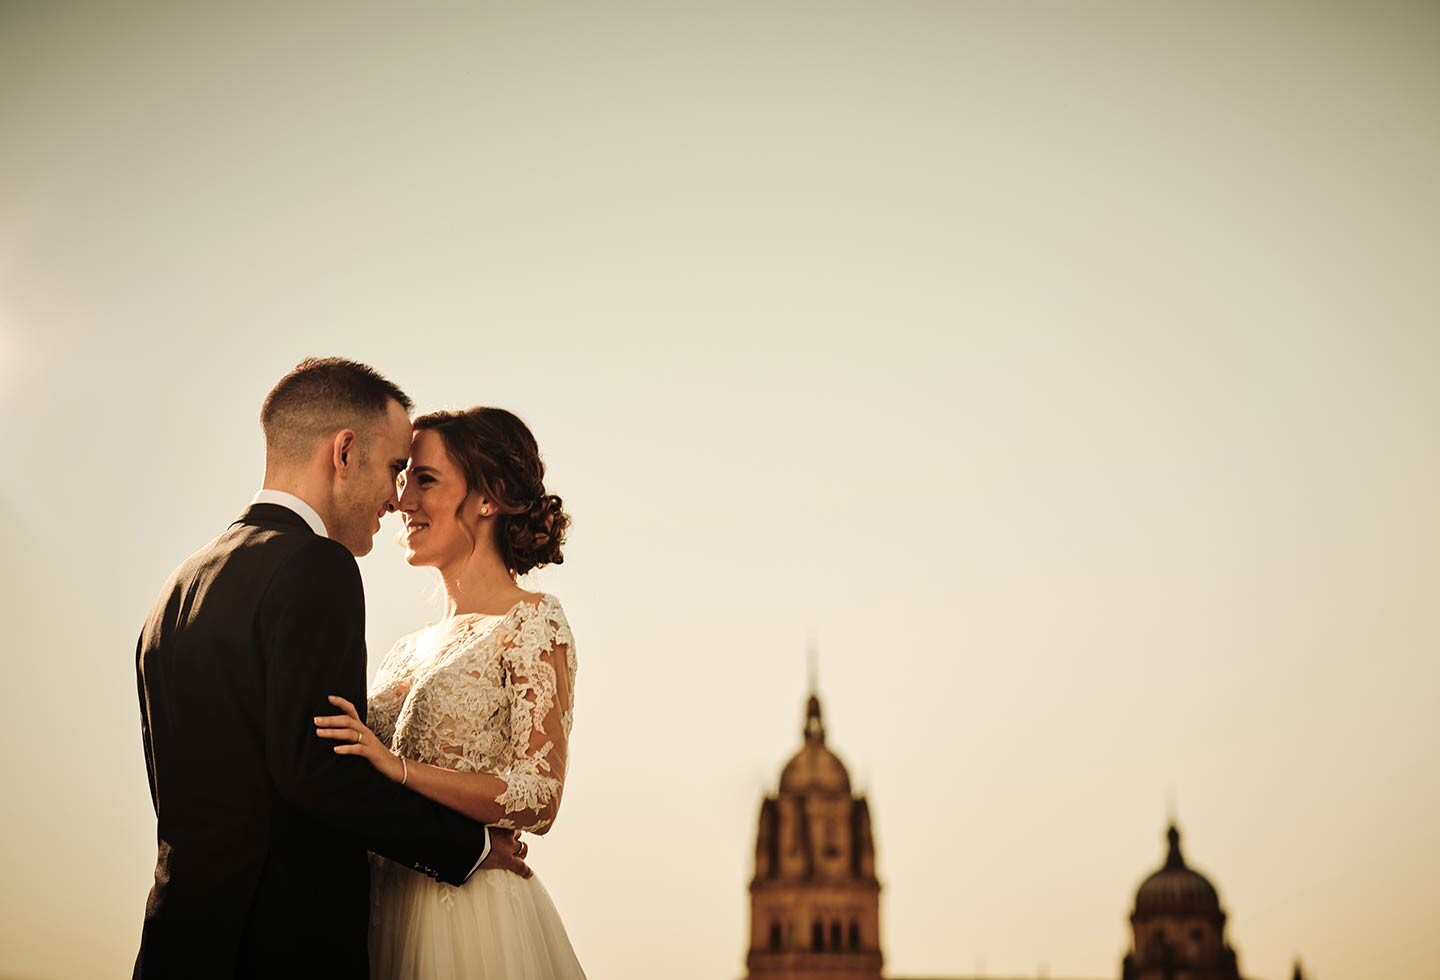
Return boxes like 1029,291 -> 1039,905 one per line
463,826 -> 493,882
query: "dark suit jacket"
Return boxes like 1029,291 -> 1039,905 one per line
134,503 -> 489,979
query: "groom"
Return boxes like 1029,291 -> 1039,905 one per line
134,357 -> 529,979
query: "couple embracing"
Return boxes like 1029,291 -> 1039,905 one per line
133,357 -> 586,979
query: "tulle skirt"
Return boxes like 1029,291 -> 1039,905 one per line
369,856 -> 586,980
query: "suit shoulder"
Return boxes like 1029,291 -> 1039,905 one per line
279,532 -> 357,569
189,523 -> 361,611
267,533 -> 361,594
150,526 -> 247,607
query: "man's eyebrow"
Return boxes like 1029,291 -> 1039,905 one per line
391,458 -> 410,471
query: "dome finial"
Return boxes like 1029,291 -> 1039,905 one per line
805,694 -> 825,743
1165,822 -> 1186,870
803,640 -> 825,745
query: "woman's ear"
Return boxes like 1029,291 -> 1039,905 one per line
460,491 -> 490,526
474,493 -> 498,519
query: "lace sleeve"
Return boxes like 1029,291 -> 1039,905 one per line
490,599 -> 577,833
366,634 -> 416,750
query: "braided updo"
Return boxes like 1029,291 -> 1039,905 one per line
412,407 -> 569,575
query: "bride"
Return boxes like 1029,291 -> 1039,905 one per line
314,406 -> 585,980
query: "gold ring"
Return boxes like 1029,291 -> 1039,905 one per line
354,730 -> 362,743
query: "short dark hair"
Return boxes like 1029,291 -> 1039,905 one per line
261,357 -> 413,462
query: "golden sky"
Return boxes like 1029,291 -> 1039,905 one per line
2,3 -> 1438,979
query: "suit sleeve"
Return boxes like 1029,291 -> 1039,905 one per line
135,633 -> 158,815
259,537 -> 489,885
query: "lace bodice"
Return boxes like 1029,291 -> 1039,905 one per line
368,593 -> 576,833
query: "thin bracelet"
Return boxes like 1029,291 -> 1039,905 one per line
400,757 -> 409,786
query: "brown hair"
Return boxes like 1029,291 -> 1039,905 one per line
413,407 -> 569,575
261,357 -> 413,462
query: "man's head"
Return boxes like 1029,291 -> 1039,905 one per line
260,357 -> 415,556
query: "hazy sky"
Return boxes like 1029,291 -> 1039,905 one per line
2,3 -> 1437,979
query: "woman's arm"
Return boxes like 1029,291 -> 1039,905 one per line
314,696 -> 511,823
316,629 -> 574,834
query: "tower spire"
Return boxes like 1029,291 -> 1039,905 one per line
804,638 -> 825,744
1164,822 -> 1186,870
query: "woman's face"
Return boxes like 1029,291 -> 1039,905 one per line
397,429 -> 484,569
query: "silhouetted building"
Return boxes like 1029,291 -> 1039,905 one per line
1122,824 -> 1243,980
747,689 -> 882,980
743,688 -> 1302,980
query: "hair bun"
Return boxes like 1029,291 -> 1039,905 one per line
505,492 -> 569,575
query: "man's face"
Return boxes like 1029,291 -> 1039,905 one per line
331,398 -> 413,557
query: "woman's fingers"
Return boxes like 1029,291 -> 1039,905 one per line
326,695 -> 360,720
315,727 -> 358,741
314,702 -> 382,766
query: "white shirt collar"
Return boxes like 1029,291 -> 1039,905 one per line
250,489 -> 330,538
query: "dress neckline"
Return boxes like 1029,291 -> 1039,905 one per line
437,593 -> 550,626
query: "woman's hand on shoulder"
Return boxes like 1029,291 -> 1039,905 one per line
315,695 -> 406,783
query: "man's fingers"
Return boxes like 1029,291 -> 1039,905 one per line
513,859 -> 533,879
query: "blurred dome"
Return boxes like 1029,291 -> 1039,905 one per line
777,694 -> 853,795
1134,824 -> 1223,919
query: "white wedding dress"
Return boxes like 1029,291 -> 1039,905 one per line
365,593 -> 585,980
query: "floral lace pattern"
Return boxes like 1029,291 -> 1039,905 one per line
368,593 -> 577,833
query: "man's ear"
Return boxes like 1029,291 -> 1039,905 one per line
332,429 -> 357,474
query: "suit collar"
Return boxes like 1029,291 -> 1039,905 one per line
232,503 -> 317,534
249,489 -> 329,536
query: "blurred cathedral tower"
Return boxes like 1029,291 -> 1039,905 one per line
746,687 -> 882,980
